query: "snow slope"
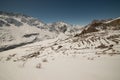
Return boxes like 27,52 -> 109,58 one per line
0,12 -> 120,80
0,30 -> 120,80
0,11 -> 76,52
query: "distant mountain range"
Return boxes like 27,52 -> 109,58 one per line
0,11 -> 120,53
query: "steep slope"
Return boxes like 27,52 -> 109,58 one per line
0,11 -> 73,52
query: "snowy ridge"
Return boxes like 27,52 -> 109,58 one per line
79,17 -> 120,35
0,11 -> 75,51
104,17 -> 120,24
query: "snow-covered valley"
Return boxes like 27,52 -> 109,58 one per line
0,11 -> 120,80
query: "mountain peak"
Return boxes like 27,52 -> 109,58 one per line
79,17 -> 120,35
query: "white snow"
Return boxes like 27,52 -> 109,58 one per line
104,17 -> 120,24
0,13 -> 120,80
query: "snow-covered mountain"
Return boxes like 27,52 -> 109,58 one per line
0,11 -> 74,52
48,21 -> 72,33
72,17 -> 120,55
80,17 -> 120,34
0,12 -> 120,80
0,11 -> 120,55
0,14 -> 119,54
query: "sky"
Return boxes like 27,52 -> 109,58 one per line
0,0 -> 120,25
